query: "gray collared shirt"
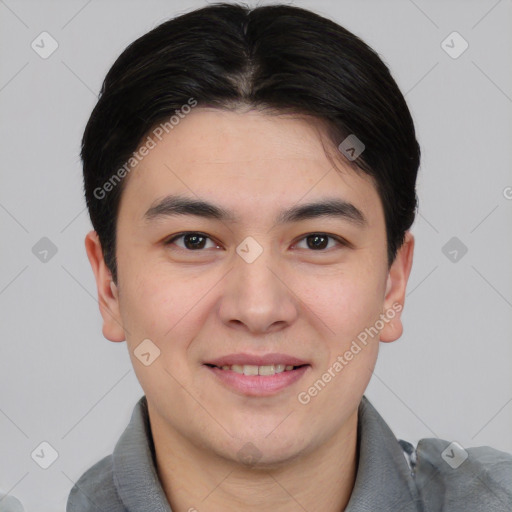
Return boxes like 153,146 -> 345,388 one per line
67,395 -> 512,511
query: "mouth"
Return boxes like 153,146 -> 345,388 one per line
204,363 -> 308,375
203,354 -> 311,396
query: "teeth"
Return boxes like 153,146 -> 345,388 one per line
243,365 -> 259,376
231,364 -> 244,374
218,363 -> 299,375
258,365 -> 275,376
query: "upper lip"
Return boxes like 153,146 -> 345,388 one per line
205,353 -> 309,367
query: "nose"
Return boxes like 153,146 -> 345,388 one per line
218,242 -> 299,335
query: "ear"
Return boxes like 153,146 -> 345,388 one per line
84,230 -> 125,342
379,231 -> 414,343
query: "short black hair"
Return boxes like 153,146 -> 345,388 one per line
82,2 -> 420,284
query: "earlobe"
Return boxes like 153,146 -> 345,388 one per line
379,231 -> 414,343
84,230 -> 125,342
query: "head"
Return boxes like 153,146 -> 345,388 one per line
84,2 -> 418,466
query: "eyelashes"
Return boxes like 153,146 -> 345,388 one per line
164,231 -> 349,252
164,232 -> 218,250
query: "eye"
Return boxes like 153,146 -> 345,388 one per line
164,231 -> 348,252
294,233 -> 346,251
164,232 -> 219,250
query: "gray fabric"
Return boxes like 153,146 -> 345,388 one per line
67,395 -> 512,511
414,438 -> 512,512
67,396 -> 170,511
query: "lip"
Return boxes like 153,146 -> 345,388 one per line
205,352 -> 309,367
206,364 -> 310,397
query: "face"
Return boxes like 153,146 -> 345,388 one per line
86,108 -> 413,466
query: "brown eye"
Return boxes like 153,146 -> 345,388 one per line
295,233 -> 344,251
165,232 -> 217,250
306,234 -> 329,250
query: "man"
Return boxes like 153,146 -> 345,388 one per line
67,3 -> 512,511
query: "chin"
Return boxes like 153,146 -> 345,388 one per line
218,431 -> 308,468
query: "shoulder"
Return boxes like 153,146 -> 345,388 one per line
66,454 -> 125,511
401,437 -> 512,512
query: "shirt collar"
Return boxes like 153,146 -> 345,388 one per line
112,395 -> 172,511
113,395 -> 422,511
345,396 -> 422,511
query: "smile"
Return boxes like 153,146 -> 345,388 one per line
204,363 -> 310,396
207,363 -> 303,375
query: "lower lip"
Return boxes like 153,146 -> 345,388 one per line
206,365 -> 310,396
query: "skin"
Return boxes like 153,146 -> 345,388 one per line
86,108 -> 414,512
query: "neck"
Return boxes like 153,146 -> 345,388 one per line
148,406 -> 359,512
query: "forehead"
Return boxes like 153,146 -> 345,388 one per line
119,108 -> 382,224
131,108 -> 341,175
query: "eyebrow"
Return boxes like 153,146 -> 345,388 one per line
143,194 -> 367,226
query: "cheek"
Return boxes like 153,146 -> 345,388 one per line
119,272 -> 199,396
118,270 -> 180,341
119,267 -> 218,356
299,268 -> 385,341
302,276 -> 382,410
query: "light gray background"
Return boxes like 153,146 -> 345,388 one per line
1,0 -> 511,510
